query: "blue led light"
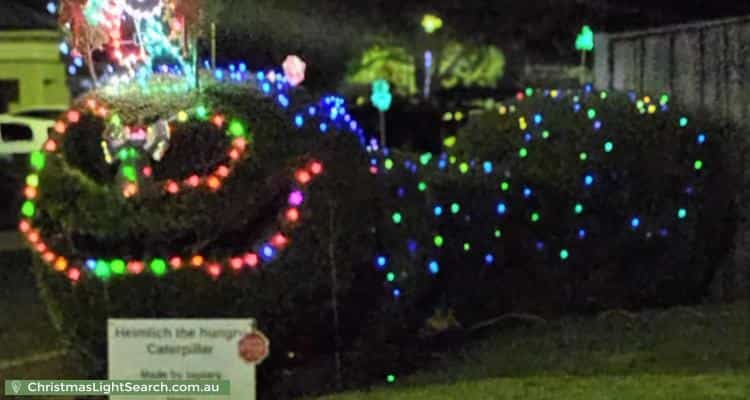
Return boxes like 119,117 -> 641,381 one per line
214,69 -> 224,80
593,120 -> 602,130
46,1 -> 57,14
483,161 -> 493,174
407,240 -> 418,253
697,133 -> 706,144
308,106 -> 316,116
294,115 -> 304,127
397,187 -> 405,197
496,203 -> 507,215
524,133 -> 533,142
631,217 -> 640,229
278,94 -> 289,108
484,254 -> 494,264
523,187 -> 532,198
578,228 -> 586,239
261,244 -> 276,261
659,228 -> 669,237
86,259 -> 96,270
535,241 -> 545,251
239,63 -> 247,72
434,206 -> 443,216
584,174 -> 594,186
393,289 -> 401,298
428,260 -> 440,274
319,123 -> 328,133
261,82 -> 270,93
438,159 -> 447,169
376,255 -> 388,269
533,114 -> 542,124
573,103 -> 581,112
256,71 -> 265,81
59,41 -> 69,55
67,65 -> 77,75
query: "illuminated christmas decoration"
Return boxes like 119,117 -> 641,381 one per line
20,89 -> 331,281
421,14 -> 443,34
282,55 -> 307,87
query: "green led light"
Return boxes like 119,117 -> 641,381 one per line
117,148 -> 129,160
386,374 -> 396,384
600,91 -> 608,99
459,162 -> 469,174
95,260 -> 111,279
385,159 -> 394,170
501,181 -> 510,191
463,242 -> 471,252
449,156 -> 457,164
26,174 -> 39,187
196,105 -> 208,119
30,151 -> 46,171
542,130 -> 550,139
228,120 -> 246,137
418,181 -> 427,191
21,201 -> 35,217
587,109 -> 596,119
519,147 -> 528,158
451,203 -> 461,214
392,212 -> 403,224
434,235 -> 444,247
386,272 -> 396,282
525,87 -> 534,97
531,212 -> 540,222
604,142 -> 614,153
678,208 -> 687,219
443,136 -> 457,148
679,117 -> 688,127
560,249 -> 569,260
110,114 -> 122,126
694,160 -> 703,170
150,258 -> 167,276
111,259 -> 126,275
574,203 -> 584,214
579,152 -> 588,161
494,229 -> 502,238
419,153 -> 432,165
122,165 -> 137,182
660,94 -> 669,105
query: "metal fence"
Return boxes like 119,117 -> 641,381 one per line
594,15 -> 750,125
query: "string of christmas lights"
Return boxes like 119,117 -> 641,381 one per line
370,85 -> 708,299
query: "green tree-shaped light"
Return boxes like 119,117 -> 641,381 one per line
575,25 -> 594,52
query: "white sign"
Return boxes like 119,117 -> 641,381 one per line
108,319 -> 256,400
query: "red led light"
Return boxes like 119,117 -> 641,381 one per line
286,208 -> 300,222
166,180 -> 180,194
18,220 -> 30,233
142,166 -> 153,177
230,257 -> 243,270
295,170 -> 311,185
128,261 -> 144,274
207,263 -> 222,278
309,161 -> 324,175
67,268 -> 81,282
212,114 -> 225,127
243,253 -> 259,268
272,233 -> 288,248
186,175 -> 200,187
54,121 -> 66,134
169,257 -> 182,269
44,139 -> 57,152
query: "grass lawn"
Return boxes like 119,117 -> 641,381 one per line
319,302 -> 750,400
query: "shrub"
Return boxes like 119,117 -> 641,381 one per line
28,82 -> 384,399
372,88 -> 741,325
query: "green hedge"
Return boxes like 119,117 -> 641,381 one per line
30,84 -> 385,399
373,88 -> 741,325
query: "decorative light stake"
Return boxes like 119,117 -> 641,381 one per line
575,25 -> 595,85
371,79 -> 392,147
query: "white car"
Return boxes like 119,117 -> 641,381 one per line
0,105 -> 68,158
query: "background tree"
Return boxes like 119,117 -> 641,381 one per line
58,0 -> 108,85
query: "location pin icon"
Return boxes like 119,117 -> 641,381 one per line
11,380 -> 22,394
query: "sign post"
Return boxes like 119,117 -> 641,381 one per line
108,319 -> 268,400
